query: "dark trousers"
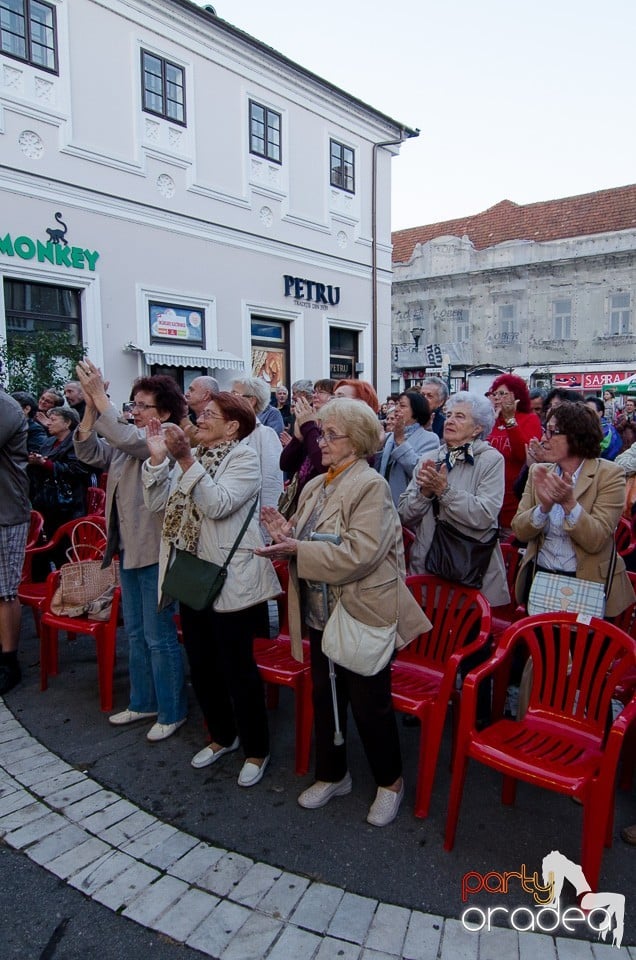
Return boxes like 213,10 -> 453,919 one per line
309,628 -> 401,787
179,602 -> 269,758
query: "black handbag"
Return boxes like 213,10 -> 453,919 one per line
33,477 -> 74,512
426,500 -> 498,590
162,500 -> 257,611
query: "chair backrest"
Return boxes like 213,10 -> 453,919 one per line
615,516 -> 635,557
403,574 -> 491,667
67,516 -> 107,562
27,510 -> 45,549
86,486 -> 106,517
499,541 -> 523,599
612,571 -> 636,639
402,526 -> 416,568
500,612 -> 636,737
272,559 -> 290,635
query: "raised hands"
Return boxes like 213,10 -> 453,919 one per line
533,464 -> 577,514
416,458 -> 448,498
146,420 -> 193,468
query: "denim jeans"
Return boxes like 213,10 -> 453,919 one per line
119,558 -> 187,724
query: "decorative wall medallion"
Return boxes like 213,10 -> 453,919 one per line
337,230 -> 348,248
3,65 -> 22,89
156,173 -> 175,198
34,77 -> 53,103
259,206 -> 273,227
19,130 -> 44,159
144,119 -> 160,142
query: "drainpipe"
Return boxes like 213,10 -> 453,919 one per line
371,127 -> 419,389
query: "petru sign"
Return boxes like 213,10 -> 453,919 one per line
0,213 -> 99,272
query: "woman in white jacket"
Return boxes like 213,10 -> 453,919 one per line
142,392 -> 280,787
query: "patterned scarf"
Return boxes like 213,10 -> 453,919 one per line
442,441 -> 475,471
163,441 -> 238,553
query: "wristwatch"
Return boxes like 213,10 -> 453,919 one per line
505,417 -> 517,428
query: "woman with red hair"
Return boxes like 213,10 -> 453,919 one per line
334,379 -> 380,414
486,374 -> 542,536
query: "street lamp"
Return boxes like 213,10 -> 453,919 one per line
411,326 -> 424,351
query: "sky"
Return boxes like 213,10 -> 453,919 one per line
200,0 -> 636,231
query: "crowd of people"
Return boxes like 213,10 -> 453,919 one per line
1,363 -> 635,841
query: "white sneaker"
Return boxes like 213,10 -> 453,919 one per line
366,781 -> 404,827
237,755 -> 270,787
146,719 -> 186,742
109,709 -> 157,726
191,737 -> 240,769
297,773 -> 352,809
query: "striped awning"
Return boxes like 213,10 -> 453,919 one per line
143,349 -> 244,370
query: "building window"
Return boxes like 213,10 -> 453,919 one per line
455,309 -> 470,342
0,0 -> 57,72
498,303 -> 517,342
330,139 -> 355,193
141,51 -> 186,125
552,298 -> 572,339
609,292 -> 631,335
251,318 -> 287,389
249,101 -> 281,163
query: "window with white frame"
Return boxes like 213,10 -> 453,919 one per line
498,303 -> 517,341
249,101 -> 281,163
0,0 -> 57,71
330,139 -> 355,193
141,51 -> 186,125
455,308 -> 470,342
609,292 -> 631,335
552,298 -> 572,339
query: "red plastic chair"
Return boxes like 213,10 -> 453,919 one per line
39,568 -> 121,712
392,574 -> 491,818
444,612 -> 636,891
489,541 -> 525,641
615,516 -> 636,558
610,571 -> 636,791
18,515 -> 107,636
26,510 -> 45,550
253,561 -> 313,776
85,486 -> 106,517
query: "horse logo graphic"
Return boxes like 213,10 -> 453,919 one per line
45,212 -> 68,246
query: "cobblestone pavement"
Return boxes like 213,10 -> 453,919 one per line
0,616 -> 633,959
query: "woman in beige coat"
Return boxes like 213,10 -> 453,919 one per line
258,398 -> 430,827
512,402 -> 634,616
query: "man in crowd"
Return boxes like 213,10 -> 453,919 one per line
63,380 -> 86,419
0,379 -> 30,694
182,375 -> 219,444
420,376 -> 448,438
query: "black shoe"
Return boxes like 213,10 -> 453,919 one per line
0,661 -> 21,695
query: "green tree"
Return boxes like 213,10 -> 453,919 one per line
0,331 -> 86,395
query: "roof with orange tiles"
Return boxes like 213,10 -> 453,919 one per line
392,183 -> 636,263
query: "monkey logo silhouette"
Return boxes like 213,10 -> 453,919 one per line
45,212 -> 68,246
542,850 -> 625,948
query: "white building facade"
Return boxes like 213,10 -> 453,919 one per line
0,0 -> 415,405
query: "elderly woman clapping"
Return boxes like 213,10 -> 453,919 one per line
398,391 -> 509,607
257,398 -> 430,827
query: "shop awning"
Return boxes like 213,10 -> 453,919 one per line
143,349 -> 245,370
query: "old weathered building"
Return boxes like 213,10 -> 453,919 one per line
391,185 -> 636,395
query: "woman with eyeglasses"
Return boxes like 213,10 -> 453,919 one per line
74,361 -> 188,743
511,402 -> 634,615
257,398 -> 430,826
486,374 -> 543,538
143,393 -> 280,787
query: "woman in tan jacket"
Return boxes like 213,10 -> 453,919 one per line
258,398 -> 430,827
512,402 -> 634,616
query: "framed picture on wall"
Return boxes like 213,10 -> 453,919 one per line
149,301 -> 205,346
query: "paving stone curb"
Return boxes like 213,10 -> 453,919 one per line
0,701 -> 631,959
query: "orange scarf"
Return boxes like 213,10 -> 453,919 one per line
324,458 -> 358,485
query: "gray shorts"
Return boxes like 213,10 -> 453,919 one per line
0,522 -> 29,600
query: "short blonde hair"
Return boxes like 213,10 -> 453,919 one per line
317,398 -> 380,457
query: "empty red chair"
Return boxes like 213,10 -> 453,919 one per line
402,526 -> 416,569
615,516 -> 636,558
392,574 -> 491,818
85,486 -> 106,517
26,510 -> 45,551
444,612 -> 636,891
253,561 -> 313,776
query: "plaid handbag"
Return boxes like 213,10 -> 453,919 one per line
527,572 -> 606,618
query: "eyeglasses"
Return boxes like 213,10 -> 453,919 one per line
198,411 -> 226,421
544,426 -> 563,438
317,430 -> 349,443
124,401 -> 157,412
231,391 -> 254,398
491,390 -> 511,399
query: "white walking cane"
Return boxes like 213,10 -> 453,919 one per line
311,530 -> 344,747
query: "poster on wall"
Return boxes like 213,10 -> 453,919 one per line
251,347 -> 286,390
149,302 -> 205,346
